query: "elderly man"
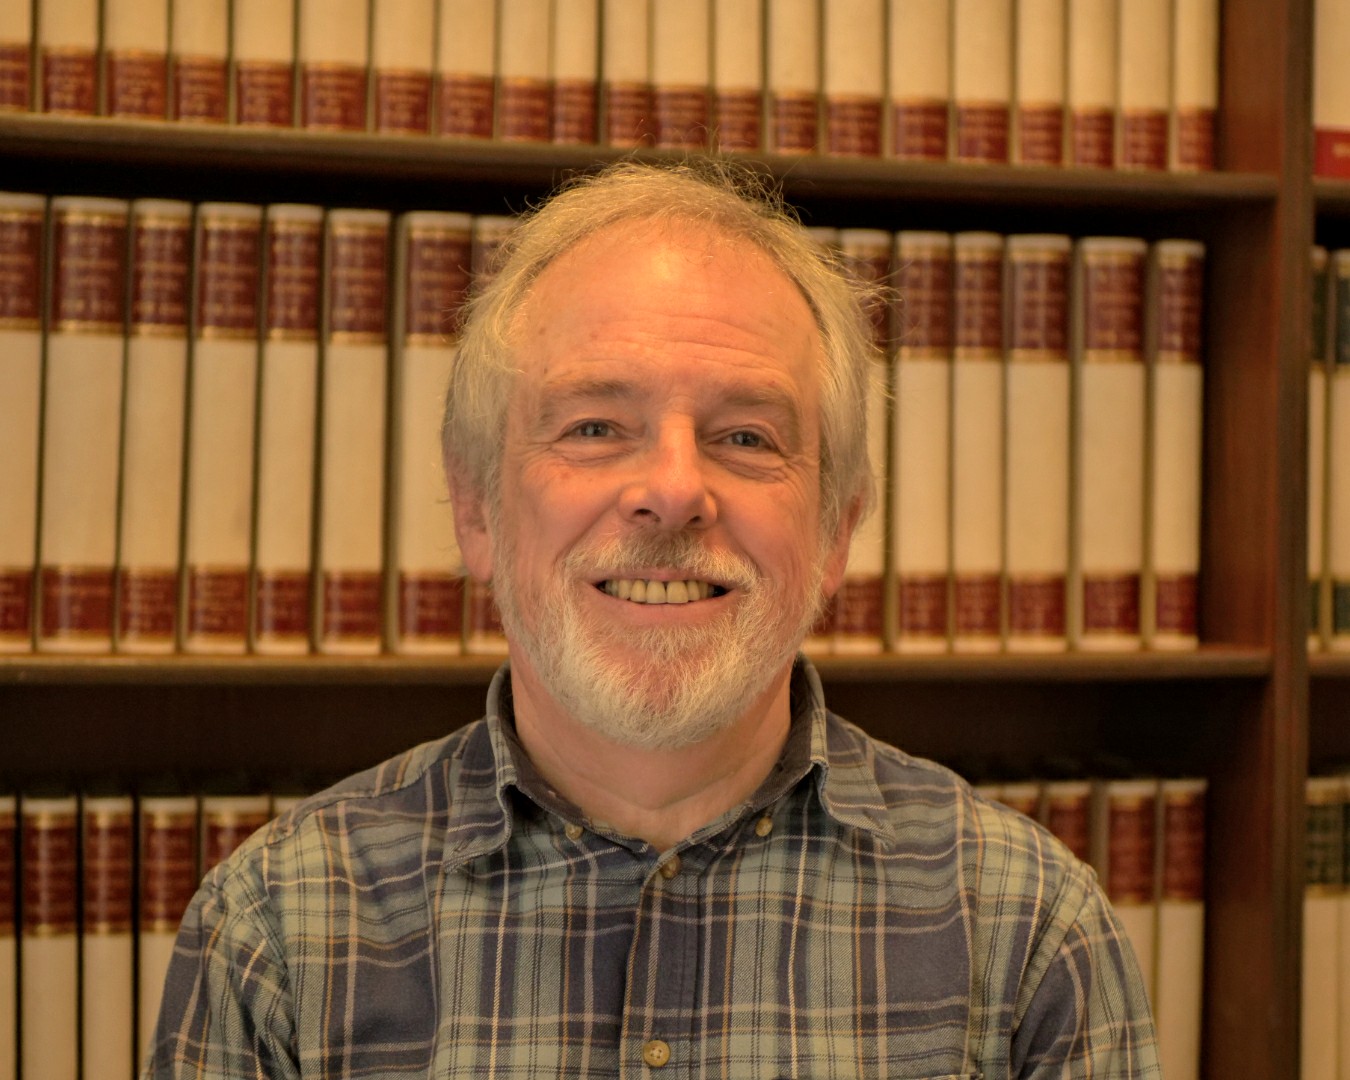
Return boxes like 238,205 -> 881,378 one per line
145,162 -> 1159,1078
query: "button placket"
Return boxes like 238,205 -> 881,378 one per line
641,1039 -> 671,1068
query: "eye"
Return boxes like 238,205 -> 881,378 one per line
571,420 -> 612,438
726,430 -> 767,449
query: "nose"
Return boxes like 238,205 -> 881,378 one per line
618,423 -> 717,531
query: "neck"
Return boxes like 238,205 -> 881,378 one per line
507,663 -> 795,852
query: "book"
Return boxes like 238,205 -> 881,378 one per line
20,793 -> 79,1080
200,791 -> 272,871
372,0 -> 435,134
37,196 -> 129,654
232,0 -> 296,126
298,0 -> 369,131
1331,249 -> 1350,650
711,0 -> 763,152
37,0 -> 98,114
1012,0 -> 1065,164
1145,239 -> 1205,649
115,199 -> 192,654
822,0 -> 883,157
651,0 -> 710,150
765,0 -> 819,154
317,208 -> 391,655
1171,0 -> 1217,170
391,211 -> 472,654
887,0 -> 949,161
1153,777 -> 1206,1080
1311,246 -> 1331,648
951,232 -> 1004,651
551,0 -> 599,144
1041,777 -> 1093,862
1004,234 -> 1071,651
1073,237 -> 1146,650
80,792 -> 135,1080
253,204 -> 324,655
137,791 -> 199,1054
102,0 -> 168,119
1302,775 -> 1344,1077
0,193 -> 44,653
497,0 -> 553,141
0,795 -> 14,1080
1067,0 -> 1116,167
891,230 -> 953,652
1316,0 -> 1350,177
1117,0 -> 1169,170
169,0 -> 228,122
0,0 -> 31,111
952,0 -> 1011,163
435,0 -> 496,138
601,0 -> 652,146
183,203 -> 263,655
1091,777 -> 1158,1002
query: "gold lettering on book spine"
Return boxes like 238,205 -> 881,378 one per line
954,248 -> 1003,358
328,223 -> 389,344
0,208 -> 43,330
1083,252 -> 1145,360
405,227 -> 472,345
140,810 -> 198,932
266,218 -> 321,340
52,211 -> 128,335
132,212 -> 191,336
1155,251 -> 1204,365
1008,248 -> 1069,360
1161,788 -> 1205,902
236,60 -> 295,127
1106,795 -> 1157,905
105,49 -> 168,119
197,215 -> 262,339
0,42 -> 31,110
82,809 -> 134,935
22,812 -> 78,937
42,46 -> 97,114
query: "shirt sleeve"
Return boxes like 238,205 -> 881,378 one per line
140,871 -> 300,1080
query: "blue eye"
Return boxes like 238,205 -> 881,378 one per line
728,430 -> 764,448
574,421 -> 611,438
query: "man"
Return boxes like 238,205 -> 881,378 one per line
145,162 -> 1159,1078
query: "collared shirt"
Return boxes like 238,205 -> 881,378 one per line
144,660 -> 1160,1079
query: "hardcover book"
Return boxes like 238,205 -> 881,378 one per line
887,0 -> 949,160
372,0 -> 434,135
952,0 -> 1011,163
1012,0 -> 1065,164
651,0 -> 711,150
81,792 -> 135,1080
435,0 -> 495,137
712,0 -> 763,152
552,0 -> 599,144
102,0 -> 168,119
765,0 -> 819,154
169,0 -> 228,122
37,0 -> 98,114
1067,0 -> 1117,167
497,0 -> 553,141
822,0 -> 883,157
232,0 -> 296,126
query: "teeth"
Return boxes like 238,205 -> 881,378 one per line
600,578 -> 721,605
666,581 -> 688,604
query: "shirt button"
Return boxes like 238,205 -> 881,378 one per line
642,1039 -> 671,1068
658,854 -> 681,879
755,815 -> 773,837
564,822 -> 584,841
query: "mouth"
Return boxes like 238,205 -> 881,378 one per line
595,577 -> 731,605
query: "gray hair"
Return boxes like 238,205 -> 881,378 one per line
442,159 -> 878,537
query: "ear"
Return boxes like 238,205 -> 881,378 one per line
819,494 -> 865,599
446,459 -> 495,583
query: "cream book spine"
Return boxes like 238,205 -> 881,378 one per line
1315,0 -> 1350,177
298,0 -> 370,131
1301,775 -> 1344,1079
1091,777 -> 1158,1003
1310,247 -> 1330,649
765,0 -> 819,154
1116,0 -> 1169,170
435,0 -> 496,137
169,0 -> 228,122
1012,0 -> 1065,164
80,793 -> 135,1080
232,0 -> 297,126
37,196 -> 129,654
952,0 -> 1011,163
1066,0 -> 1116,167
37,0 -> 98,114
602,0 -> 652,146
1331,249 -> 1350,650
116,199 -> 191,654
551,0 -> 599,144
0,0 -> 32,111
497,0 -> 553,141
372,0 -> 435,134
887,0 -> 949,160
822,0 -> 883,157
1152,777 -> 1206,1080
317,208 -> 391,655
1170,0 -> 1217,170
183,203 -> 263,655
712,0 -> 763,152
101,0 -> 168,119
137,793 -> 199,1056
253,204 -> 323,656
651,0 -> 710,150
0,193 -> 44,653
0,795 -> 13,1080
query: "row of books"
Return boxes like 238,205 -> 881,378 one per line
0,0 -> 1218,169
0,193 -> 1205,657
1309,246 -> 1350,651
1302,772 -> 1350,1079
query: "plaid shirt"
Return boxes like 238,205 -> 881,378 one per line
144,660 -> 1159,1079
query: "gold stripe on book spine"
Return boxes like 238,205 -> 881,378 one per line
132,212 -> 191,335
1106,795 -> 1157,904
0,207 -> 42,330
82,808 -> 134,934
1154,252 -> 1204,365
328,222 -> 389,341
266,217 -> 321,339
197,215 -> 262,336
140,810 -> 198,932
52,210 -> 128,334
22,811 -> 78,936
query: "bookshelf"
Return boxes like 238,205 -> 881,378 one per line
0,0 -> 1321,1074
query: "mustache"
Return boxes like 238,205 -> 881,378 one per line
562,532 -> 760,591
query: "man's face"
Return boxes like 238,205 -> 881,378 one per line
457,220 -> 854,749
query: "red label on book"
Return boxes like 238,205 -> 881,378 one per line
1070,108 -> 1114,167
1176,107 -> 1216,171
198,214 -> 262,337
266,216 -> 322,339
173,55 -> 227,122
132,211 -> 191,334
606,82 -> 655,147
255,570 -> 312,643
955,251 -> 1003,353
770,92 -> 817,154
1153,573 -> 1198,637
1008,576 -> 1066,637
399,573 -> 465,640
1016,105 -> 1064,165
235,60 -> 295,126
653,86 -> 710,149
322,571 -> 382,644
1082,573 -> 1141,635
375,69 -> 432,134
954,573 -> 1001,637
0,206 -> 42,329
117,567 -> 178,644
104,50 -> 167,119
1083,254 -> 1145,357
202,809 -> 270,871
1106,794 -> 1156,903
405,228 -> 472,341
329,223 -> 389,341
897,575 -> 948,638
301,63 -> 367,131
955,104 -> 1009,163
42,47 -> 96,114
714,89 -> 761,152
23,810 -> 78,936
892,100 -> 948,161
825,97 -> 882,157
1156,254 -> 1204,362
0,568 -> 33,641
1044,793 -> 1091,862
1161,789 -> 1205,901
896,247 -> 954,351
436,73 -> 494,137
140,811 -> 198,931
0,43 -> 30,111
552,78 -> 598,144
1121,110 -> 1167,170
1008,249 -> 1069,355
498,77 -> 552,141
41,566 -> 114,640
0,810 -> 13,935
835,575 -> 884,638
188,567 -> 249,640
82,809 -> 134,934
52,209 -> 128,333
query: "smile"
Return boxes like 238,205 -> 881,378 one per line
597,579 -> 729,604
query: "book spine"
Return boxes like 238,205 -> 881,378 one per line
951,232 -> 1004,652
0,193 -> 44,653
102,0 -> 169,119
712,0 -> 762,152
318,209 -> 390,655
650,0 -> 710,150
887,0 -> 949,161
232,0 -> 297,126
371,0 -> 434,134
1311,247 -> 1331,649
497,0 -> 553,141
822,0 -> 883,157
1012,0 -> 1065,165
38,197 -> 129,654
952,0 -> 1011,163
891,231 -> 953,652
169,0 -> 228,122
138,794 -> 199,1053
1331,250 -> 1350,649
1091,777 -> 1158,1001
551,0 -> 599,144
253,204 -> 323,655
38,0 -> 98,114
434,0 -> 496,137
392,211 -> 471,654
1073,237 -> 1146,650
1145,239 -> 1205,649
200,793 -> 271,871
116,199 -> 192,654
602,0 -> 653,146
0,796 -> 14,1080
765,0 -> 819,154
1116,0 -> 1169,170
184,204 -> 264,655
1066,0 -> 1116,167
80,794 -> 135,1080
20,794 -> 78,1080
998,781 -> 1042,820
0,2 -> 32,111
1004,234 -> 1071,651
1315,0 -> 1350,177
1170,0 -> 1217,170
1302,776 -> 1346,1076
1040,777 -> 1092,862
1153,777 -> 1206,1080
298,0 -> 370,131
